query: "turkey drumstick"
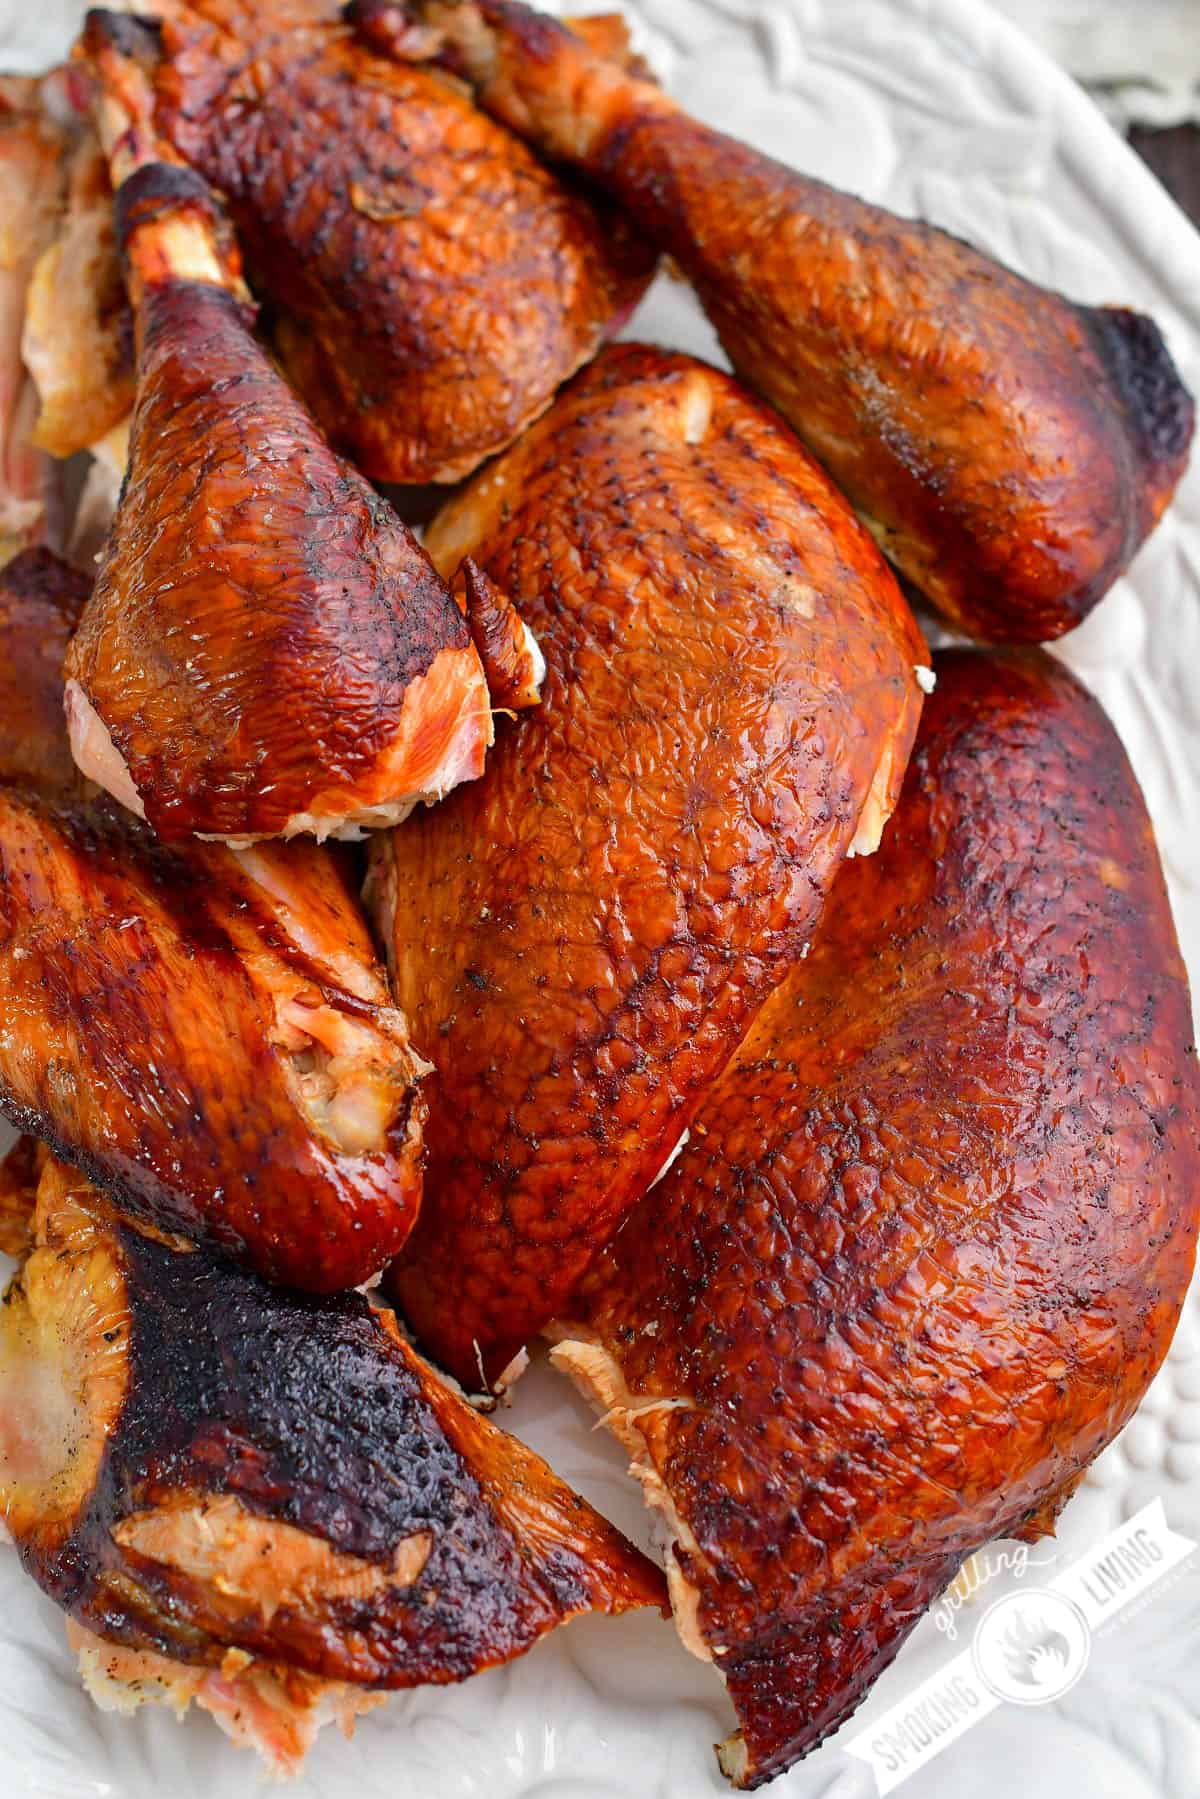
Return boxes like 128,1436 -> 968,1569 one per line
66,11 -> 533,843
0,1156 -> 664,1772
360,0 -> 1195,643
0,548 -> 429,1292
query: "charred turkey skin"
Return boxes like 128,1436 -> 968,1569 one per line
0,1161 -> 664,1697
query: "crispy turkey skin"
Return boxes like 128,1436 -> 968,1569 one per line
371,344 -> 927,1387
0,794 -> 430,1287
0,548 -> 429,1291
381,0 -> 1195,642
554,649 -> 1200,1787
0,1158 -> 664,1769
65,18 -> 494,840
103,0 -> 653,485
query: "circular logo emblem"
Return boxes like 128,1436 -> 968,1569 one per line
971,1589 -> 1091,1705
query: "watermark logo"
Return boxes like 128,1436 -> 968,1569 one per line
972,1589 -> 1091,1706
932,1543 -> 1054,1644
844,1498 -> 1196,1794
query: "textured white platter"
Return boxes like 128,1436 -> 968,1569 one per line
2,1 -> 1200,1797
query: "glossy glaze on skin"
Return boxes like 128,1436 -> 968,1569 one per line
118,0 -> 653,485
67,25 -> 493,839
0,1160 -> 664,1760
371,344 -> 927,1387
555,650 -> 1200,1788
0,549 -> 429,1291
0,794 -> 431,1288
387,0 -> 1196,642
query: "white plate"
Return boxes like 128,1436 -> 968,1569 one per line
2,2 -> 1199,1796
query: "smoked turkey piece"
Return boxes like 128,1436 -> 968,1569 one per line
0,1156 -> 664,1773
552,648 -> 1200,1788
0,62 -> 133,567
370,344 -> 928,1388
365,0 -> 1196,643
20,67 -> 133,464
0,547 -> 428,1292
66,14 -> 505,841
93,0 -> 652,485
0,71 -> 72,557
0,1132 -> 42,1258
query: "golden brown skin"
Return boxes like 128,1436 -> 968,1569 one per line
0,549 -> 428,1291
390,0 -> 1196,642
67,22 -> 492,840
556,649 -> 1200,1787
114,0 -> 653,485
21,74 -> 133,461
372,344 -> 927,1387
0,1159 -> 664,1754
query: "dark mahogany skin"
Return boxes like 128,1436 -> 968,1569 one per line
4,1162 -> 663,1686
63,142 -> 487,841
0,546 -> 88,788
399,0 -> 1195,642
0,794 -> 425,1289
373,344 -> 927,1387
561,649 -> 1200,1787
0,549 -> 426,1292
133,0 -> 652,485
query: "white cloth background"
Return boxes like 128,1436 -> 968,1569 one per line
989,0 -> 1200,126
